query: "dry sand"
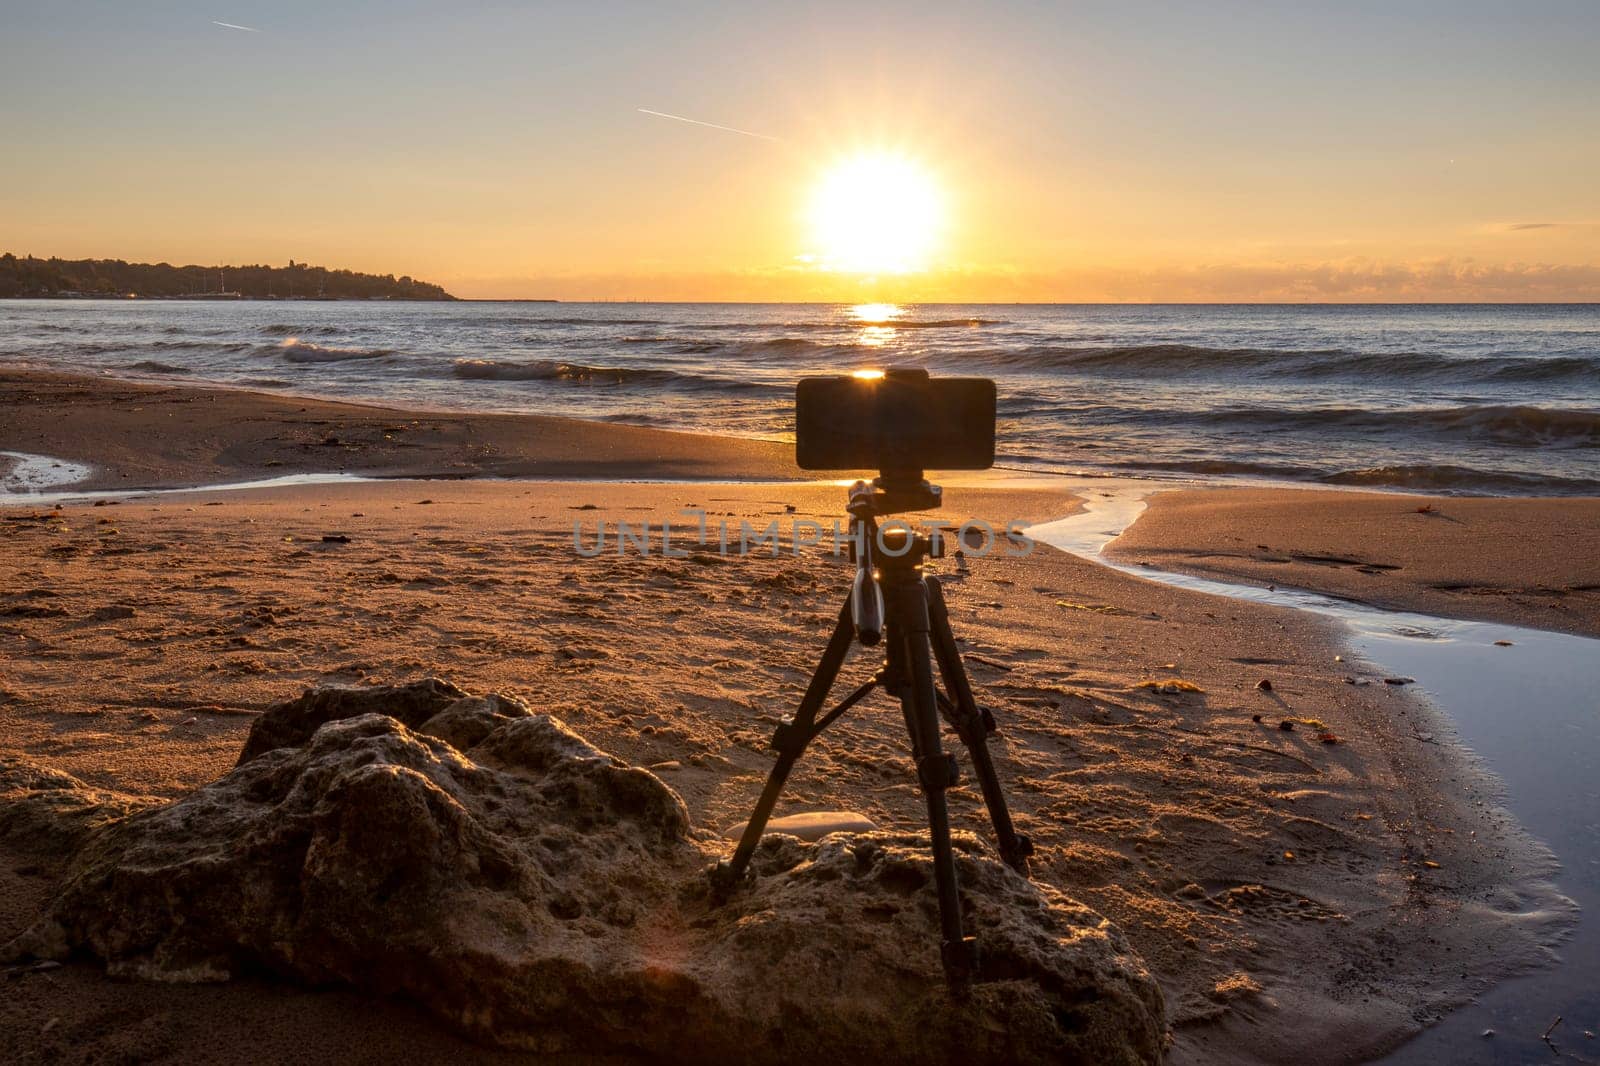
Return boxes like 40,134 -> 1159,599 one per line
0,371 -> 1580,1063
1107,486 -> 1600,638
0,478 -> 1569,1065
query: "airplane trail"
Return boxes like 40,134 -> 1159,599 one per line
636,108 -> 778,142
211,20 -> 262,32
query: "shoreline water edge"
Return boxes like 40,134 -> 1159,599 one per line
4,300 -> 1598,496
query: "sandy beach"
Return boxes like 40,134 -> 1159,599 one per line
0,367 -> 799,491
0,371 -> 1585,1063
1108,487 -> 1600,639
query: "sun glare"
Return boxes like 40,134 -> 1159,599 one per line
809,153 -> 941,275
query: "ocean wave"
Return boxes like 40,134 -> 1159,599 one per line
262,324 -> 343,337
1092,456 -> 1600,495
982,343 -> 1600,385
450,357 -> 783,394
519,316 -> 666,327
620,335 -> 869,358
1317,464 -> 1600,495
276,338 -> 393,363
619,338 -> 726,354
1182,403 -> 1600,448
452,357 -> 673,384
887,317 -> 1007,329
151,339 -> 251,352
1479,355 -> 1600,382
442,315 -> 667,328
122,360 -> 186,374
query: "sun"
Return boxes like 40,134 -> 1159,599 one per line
808,152 -> 942,275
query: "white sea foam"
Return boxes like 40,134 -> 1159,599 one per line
0,450 -> 93,494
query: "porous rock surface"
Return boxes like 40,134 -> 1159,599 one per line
0,755 -> 154,855
2,681 -> 1165,1064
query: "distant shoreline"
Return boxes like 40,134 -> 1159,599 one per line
0,295 -> 496,302
0,253 -> 458,301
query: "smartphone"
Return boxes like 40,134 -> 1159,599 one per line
795,370 -> 996,471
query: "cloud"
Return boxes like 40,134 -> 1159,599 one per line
1032,259 -> 1600,302
1503,222 -> 1598,231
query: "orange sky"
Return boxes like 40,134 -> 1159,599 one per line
3,3 -> 1596,301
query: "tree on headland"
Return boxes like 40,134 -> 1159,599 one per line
0,254 -> 455,300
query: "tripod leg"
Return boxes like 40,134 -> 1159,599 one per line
712,596 -> 856,897
926,576 -> 1034,875
887,582 -> 977,983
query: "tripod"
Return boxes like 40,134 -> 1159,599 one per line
710,476 -> 1033,983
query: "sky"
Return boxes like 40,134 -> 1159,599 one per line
2,0 -> 1597,301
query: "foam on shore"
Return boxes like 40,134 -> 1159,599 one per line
0,451 -> 93,495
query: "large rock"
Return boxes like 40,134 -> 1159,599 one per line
3,682 -> 1165,1064
0,755 -> 153,856
233,677 -> 478,763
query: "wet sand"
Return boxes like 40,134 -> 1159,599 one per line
0,367 -> 799,491
0,370 -> 1582,1063
1107,486 -> 1600,639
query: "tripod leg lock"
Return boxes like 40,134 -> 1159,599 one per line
918,753 -> 961,792
769,721 -> 810,758
707,860 -> 750,902
1002,834 -> 1035,873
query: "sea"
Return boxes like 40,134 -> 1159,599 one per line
2,300 -> 1596,495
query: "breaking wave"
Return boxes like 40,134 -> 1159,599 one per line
276,338 -> 393,363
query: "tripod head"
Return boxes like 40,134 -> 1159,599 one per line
843,474 -> 947,648
847,471 -> 943,519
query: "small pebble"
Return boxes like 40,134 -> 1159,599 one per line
1256,678 -> 1273,692
1481,1029 -> 1495,1038
1278,720 -> 1295,732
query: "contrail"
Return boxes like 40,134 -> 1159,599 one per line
211,20 -> 262,32
636,108 -> 778,142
